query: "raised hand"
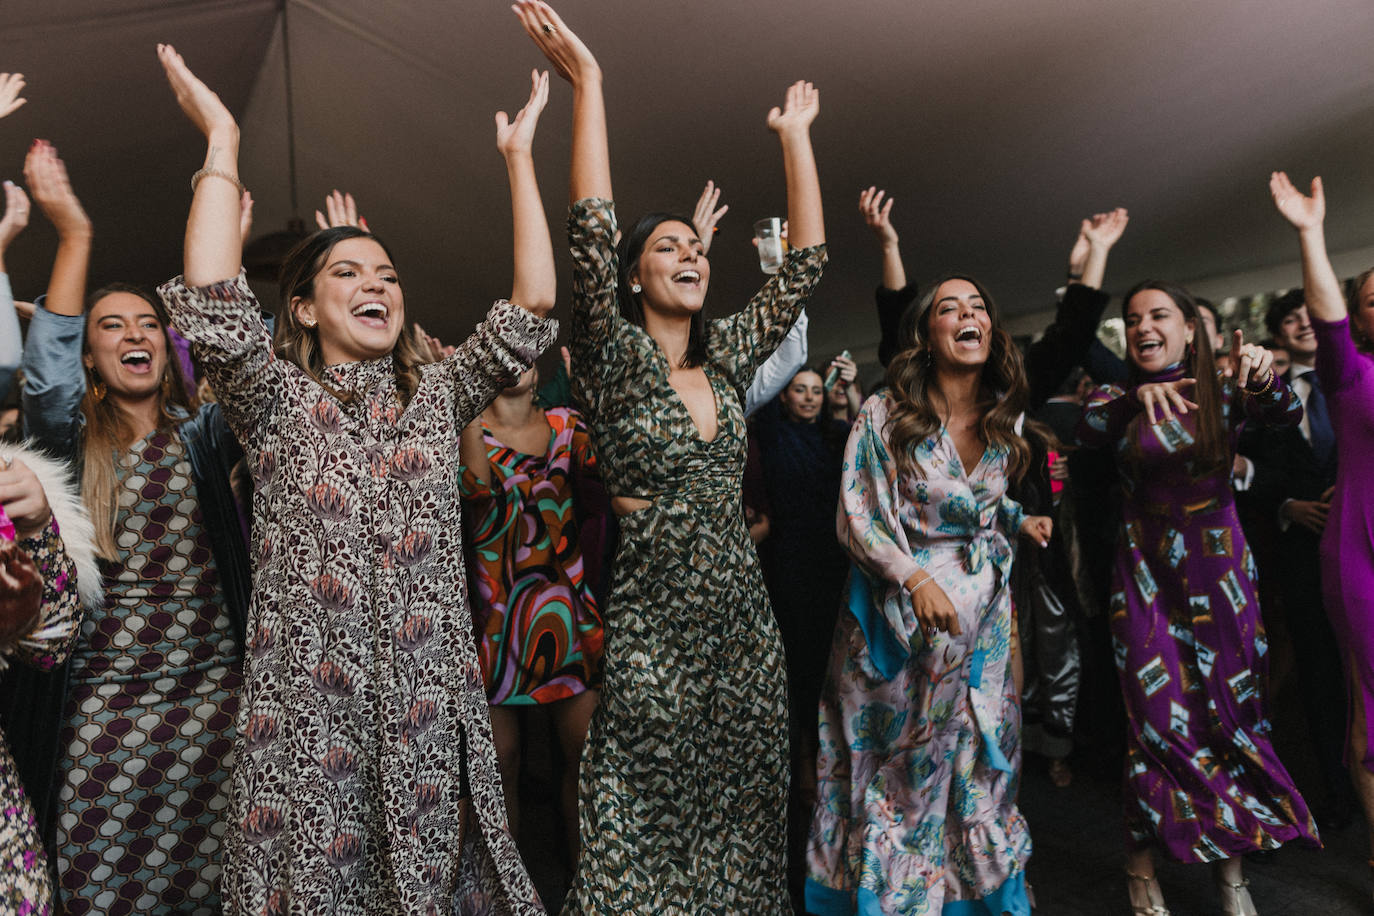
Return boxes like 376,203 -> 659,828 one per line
0,458 -> 52,540
0,181 -> 30,253
1083,208 -> 1129,249
1227,328 -> 1274,390
767,80 -> 819,136
1137,378 -> 1198,425
1270,171 -> 1324,232
692,181 -> 728,255
314,190 -> 368,231
512,1 -> 600,85
827,354 -> 857,390
1020,515 -> 1053,548
496,69 -> 550,157
0,73 -> 27,119
23,141 -> 91,239
157,44 -> 238,142
1067,227 -> 1090,278
859,186 -> 898,248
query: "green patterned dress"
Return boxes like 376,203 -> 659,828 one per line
563,199 -> 826,913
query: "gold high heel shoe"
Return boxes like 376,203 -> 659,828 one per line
1216,876 -> 1258,916
1126,870 -> 1171,916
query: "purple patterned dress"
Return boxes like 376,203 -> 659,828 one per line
0,517 -> 83,916
159,272 -> 555,916
1077,366 -> 1320,861
56,430 -> 241,915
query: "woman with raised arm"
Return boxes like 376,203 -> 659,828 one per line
1077,282 -> 1318,916
514,2 -> 825,910
806,276 -> 1052,916
1271,171 -> 1374,891
155,46 -> 556,915
12,139 -> 250,915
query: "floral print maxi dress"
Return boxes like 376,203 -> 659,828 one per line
562,198 -> 826,914
806,393 -> 1032,916
460,406 -> 605,704
159,272 -> 555,916
1076,367 -> 1319,861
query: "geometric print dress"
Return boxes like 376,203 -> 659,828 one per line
1077,365 -> 1320,862
460,406 -> 604,705
561,198 -> 826,914
56,429 -> 241,916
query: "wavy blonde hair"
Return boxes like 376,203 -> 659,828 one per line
883,274 -> 1031,483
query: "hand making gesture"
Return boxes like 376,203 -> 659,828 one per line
1225,329 -> 1275,391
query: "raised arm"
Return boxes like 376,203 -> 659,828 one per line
158,44 -> 242,287
514,1 -> 611,203
497,69 -> 555,317
860,186 -> 904,290
24,141 -> 91,318
1270,172 -> 1346,323
1073,207 -> 1129,290
0,182 -> 29,402
768,81 -> 823,249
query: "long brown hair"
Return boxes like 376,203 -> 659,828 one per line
81,283 -> 197,559
1121,280 -> 1228,473
275,227 -> 429,408
883,274 -> 1031,482
1349,267 -> 1374,353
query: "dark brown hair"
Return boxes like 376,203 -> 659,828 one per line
276,226 -> 429,407
1121,280 -> 1228,473
617,212 -> 709,368
883,274 -> 1031,482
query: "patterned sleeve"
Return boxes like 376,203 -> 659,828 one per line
997,493 -> 1027,539
707,244 -> 828,393
566,198 -> 626,422
1075,382 -> 1135,448
3,517 -> 83,673
437,300 -> 558,429
157,271 -> 280,449
838,396 -> 924,635
1234,372 -> 1302,428
568,408 -> 599,478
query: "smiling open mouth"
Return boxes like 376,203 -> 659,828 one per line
120,349 -> 153,372
351,302 -> 389,326
1138,340 -> 1163,355
955,326 -> 982,344
672,270 -> 701,285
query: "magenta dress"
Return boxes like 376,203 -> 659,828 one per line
1077,367 -> 1319,862
1313,315 -> 1374,774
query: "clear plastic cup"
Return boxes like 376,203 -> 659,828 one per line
754,218 -> 785,274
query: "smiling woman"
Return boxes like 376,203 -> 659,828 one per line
12,144 -> 250,915
152,43 -> 557,915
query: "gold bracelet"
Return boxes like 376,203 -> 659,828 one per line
190,167 -> 245,196
1245,370 -> 1276,397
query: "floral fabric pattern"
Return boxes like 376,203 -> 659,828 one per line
561,198 -> 825,914
0,518 -> 82,916
159,272 -> 555,916
805,393 -> 1031,916
460,406 -> 604,705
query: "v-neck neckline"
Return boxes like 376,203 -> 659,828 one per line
648,338 -> 725,445
942,426 -> 990,479
482,415 -> 555,460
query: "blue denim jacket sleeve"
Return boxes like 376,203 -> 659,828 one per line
21,298 -> 86,461
0,274 -> 19,404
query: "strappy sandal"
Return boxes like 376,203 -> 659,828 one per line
1216,876 -> 1258,916
1126,870 -> 1171,916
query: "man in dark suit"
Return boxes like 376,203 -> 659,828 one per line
1251,288 -> 1355,828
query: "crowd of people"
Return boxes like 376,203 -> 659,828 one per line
0,3 -> 1371,915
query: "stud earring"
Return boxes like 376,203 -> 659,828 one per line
631,283 -> 642,294
302,318 -> 317,328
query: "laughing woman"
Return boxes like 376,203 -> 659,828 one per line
155,47 -> 556,914
805,276 -> 1051,916
1077,282 -> 1318,916
15,141 -> 250,915
515,2 -> 826,911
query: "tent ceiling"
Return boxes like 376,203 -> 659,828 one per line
4,0 -> 1374,362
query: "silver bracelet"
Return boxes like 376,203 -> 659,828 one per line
903,575 -> 934,597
